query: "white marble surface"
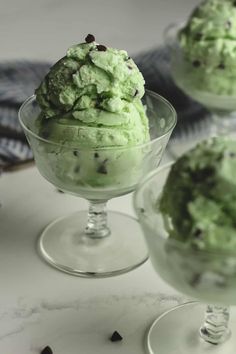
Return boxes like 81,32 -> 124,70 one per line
1,0 -> 200,352
1,166 -> 187,354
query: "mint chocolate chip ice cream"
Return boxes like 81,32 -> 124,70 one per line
160,137 -> 236,252
33,35 -> 150,197
178,0 -> 236,95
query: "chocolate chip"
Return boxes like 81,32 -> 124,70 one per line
94,152 -> 99,158
57,189 -> 64,193
74,165 -> 80,173
191,167 -> 214,182
41,346 -> 53,354
225,20 -> 232,30
126,56 -> 131,61
134,89 -> 139,97
97,45 -> 107,51
97,164 -> 108,174
127,65 -> 133,70
110,331 -> 123,342
73,150 -> 79,157
193,228 -> 203,238
85,34 -> 95,43
195,33 -> 202,40
192,60 -> 201,68
201,327 -> 209,336
218,63 -> 225,70
190,273 -> 201,287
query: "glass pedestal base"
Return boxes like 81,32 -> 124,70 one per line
147,302 -> 236,354
38,210 -> 148,277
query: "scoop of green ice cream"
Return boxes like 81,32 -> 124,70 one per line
34,35 -> 150,194
160,137 -> 236,252
36,35 -> 145,120
179,0 -> 236,95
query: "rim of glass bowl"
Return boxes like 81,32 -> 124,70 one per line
166,21 -> 236,104
18,90 -> 177,152
133,162 -> 236,257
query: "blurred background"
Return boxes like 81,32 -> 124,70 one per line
1,0 -> 200,61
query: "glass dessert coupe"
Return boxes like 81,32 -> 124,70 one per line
19,90 -> 176,277
134,164 -> 236,354
165,23 -> 236,138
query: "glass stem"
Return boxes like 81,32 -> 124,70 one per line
200,305 -> 231,345
85,201 -> 111,239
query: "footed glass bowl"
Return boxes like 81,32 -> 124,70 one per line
165,23 -> 236,138
134,164 -> 236,354
19,90 -> 176,277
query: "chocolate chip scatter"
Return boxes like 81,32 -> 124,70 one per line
85,34 -> 95,43
110,331 -> 123,342
94,152 -> 99,158
192,60 -> 201,68
97,44 -> 107,51
41,346 -> 53,354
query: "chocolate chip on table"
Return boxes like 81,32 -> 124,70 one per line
192,60 -> 201,68
97,44 -> 107,51
110,331 -> 123,342
85,34 -> 95,43
41,346 -> 53,354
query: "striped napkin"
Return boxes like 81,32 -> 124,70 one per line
0,47 -> 209,171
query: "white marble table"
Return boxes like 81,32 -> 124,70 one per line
1,165 -> 187,354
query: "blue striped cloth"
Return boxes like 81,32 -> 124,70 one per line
0,47 -> 209,170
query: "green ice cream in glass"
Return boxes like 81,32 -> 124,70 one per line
166,0 -> 236,137
19,35 -> 177,277
134,137 -> 236,354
